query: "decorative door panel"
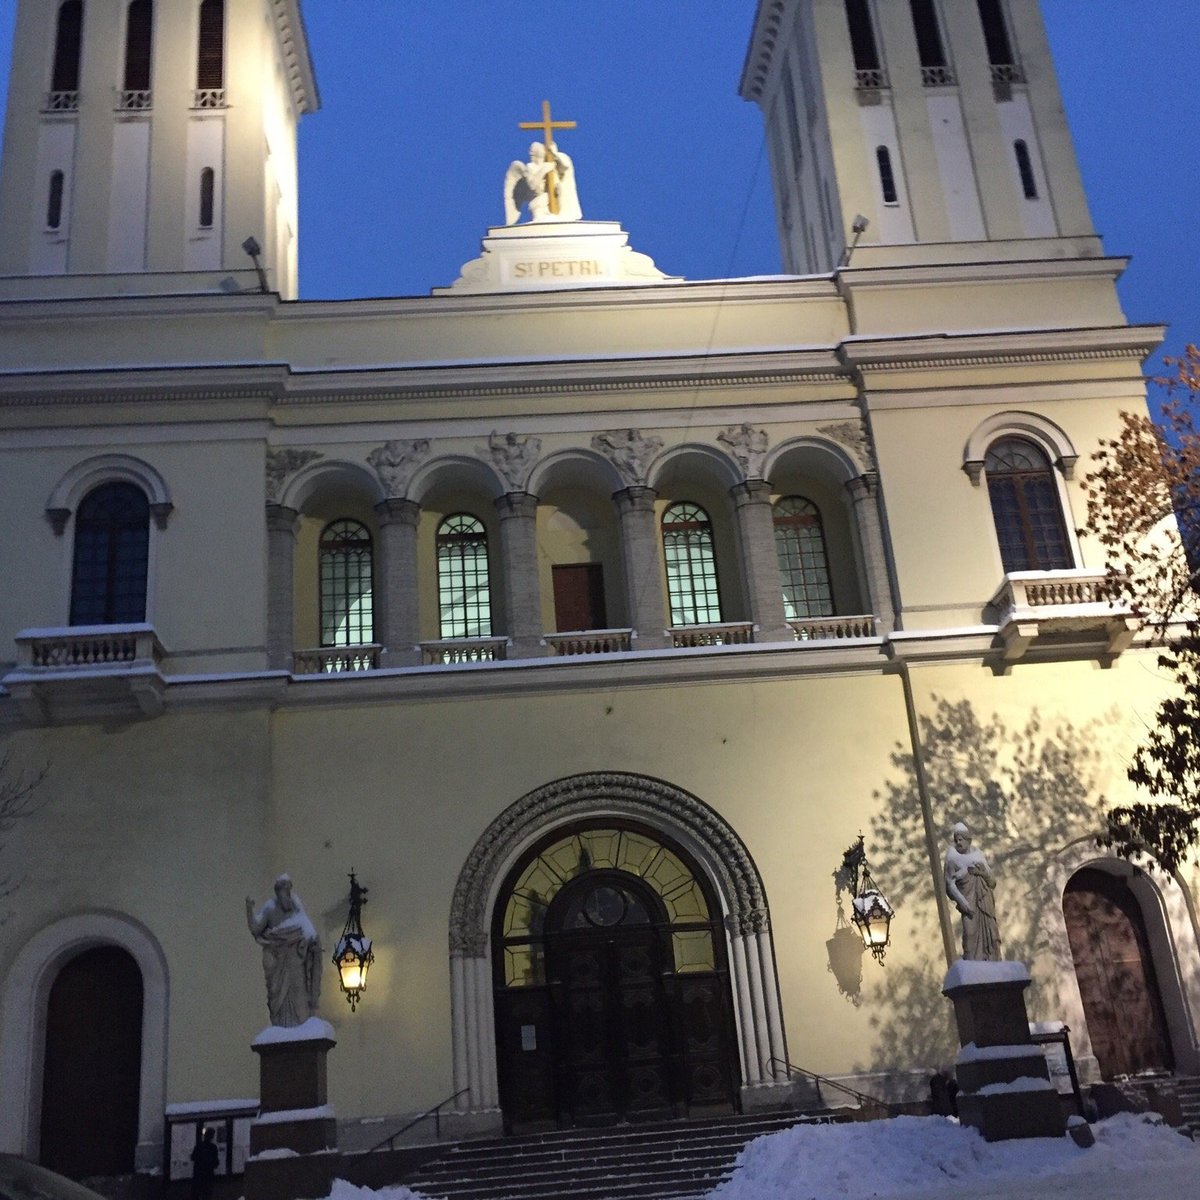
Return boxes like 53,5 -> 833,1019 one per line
552,563 -> 607,632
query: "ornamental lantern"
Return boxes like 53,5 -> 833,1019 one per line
332,871 -> 374,1010
840,836 -> 894,963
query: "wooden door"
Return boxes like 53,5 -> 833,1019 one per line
1063,868 -> 1173,1078
552,564 -> 606,632
40,946 -> 143,1178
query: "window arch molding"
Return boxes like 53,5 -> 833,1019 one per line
963,411 -> 1078,486
45,454 -> 173,536
646,442 -> 741,493
764,436 -> 862,487
0,911 -> 169,1169
277,458 -> 384,512
448,771 -> 790,1118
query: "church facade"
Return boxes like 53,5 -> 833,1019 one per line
1,0 -> 1197,1182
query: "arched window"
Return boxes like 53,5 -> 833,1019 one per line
984,438 -> 1072,572
437,514 -> 492,638
47,171 -> 65,229
977,0 -> 1016,67
123,1 -> 153,92
70,482 -> 150,625
843,0 -> 881,71
910,0 -> 948,69
1014,140 -> 1038,199
876,146 -> 898,205
198,168 -> 215,228
196,0 -> 225,90
773,497 -> 834,619
662,502 -> 722,626
51,1 -> 84,93
319,519 -> 373,646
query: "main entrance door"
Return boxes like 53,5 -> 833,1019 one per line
1063,868 -> 1174,1078
493,824 -> 739,1132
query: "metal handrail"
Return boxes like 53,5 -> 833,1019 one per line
362,1088 -> 471,1155
767,1057 -> 901,1117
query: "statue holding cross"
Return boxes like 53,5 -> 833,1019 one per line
504,100 -> 583,225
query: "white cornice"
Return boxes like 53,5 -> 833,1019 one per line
739,0 -> 794,101
271,0 -> 320,115
836,255 -> 1130,291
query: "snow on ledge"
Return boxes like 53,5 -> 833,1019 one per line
943,959 -> 1030,990
956,1042 -> 1046,1065
976,1076 -> 1056,1096
248,1148 -> 299,1161
165,1099 -> 259,1117
252,1017 -> 337,1047
254,1104 -> 335,1125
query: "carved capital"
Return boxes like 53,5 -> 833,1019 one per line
265,503 -> 299,535
730,478 -> 772,508
845,472 -> 879,501
375,497 -> 421,528
1057,453 -> 1078,481
964,460 -> 985,487
46,508 -> 71,536
612,485 -> 658,516
494,491 -> 539,520
149,502 -> 174,531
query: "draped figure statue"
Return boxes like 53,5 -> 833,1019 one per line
246,874 -> 322,1027
944,823 -> 1001,961
504,141 -> 582,225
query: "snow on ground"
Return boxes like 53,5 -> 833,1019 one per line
709,1112 -> 1200,1200
323,1112 -> 1200,1200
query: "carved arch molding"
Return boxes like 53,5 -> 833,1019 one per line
447,772 -> 789,1118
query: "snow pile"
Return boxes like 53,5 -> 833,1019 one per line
327,1181 -> 428,1200
709,1112 -> 1199,1200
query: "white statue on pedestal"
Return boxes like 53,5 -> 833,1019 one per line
246,874 -> 322,1027
944,823 -> 1001,961
505,141 -> 582,225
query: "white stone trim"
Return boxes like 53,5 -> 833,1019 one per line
45,453 -> 173,527
277,457 -> 384,511
647,442 -> 742,491
1042,842 -> 1200,1077
763,435 -> 861,487
0,911 -> 169,1171
406,454 -> 507,505
962,410 -> 1079,485
447,771 -> 791,1118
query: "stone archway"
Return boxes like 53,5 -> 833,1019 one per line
448,773 -> 790,1127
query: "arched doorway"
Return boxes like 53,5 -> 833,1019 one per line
40,946 -> 144,1178
493,823 -> 740,1132
1063,868 -> 1173,1078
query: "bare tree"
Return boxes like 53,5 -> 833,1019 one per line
0,750 -> 47,903
1083,345 -> 1200,872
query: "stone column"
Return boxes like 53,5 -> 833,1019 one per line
494,492 -> 546,658
730,480 -> 792,642
266,504 -> 298,671
846,473 -> 896,632
612,486 -> 668,650
374,498 -> 421,667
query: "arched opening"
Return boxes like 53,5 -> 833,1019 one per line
123,1 -> 153,92
51,2 -> 84,93
492,821 -> 739,1132
46,171 -> 65,230
1063,868 -> 1174,1079
984,437 -> 1072,572
662,502 -> 722,626
196,0 -> 224,90
39,947 -> 144,1179
437,514 -> 492,638
69,481 -> 151,625
319,518 -> 374,647
198,167 -> 215,229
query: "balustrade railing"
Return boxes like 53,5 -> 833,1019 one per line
421,637 -> 508,665
669,622 -> 754,649
118,89 -> 152,111
192,88 -> 227,109
920,65 -> 956,86
15,624 -> 164,670
545,629 -> 633,656
788,614 -> 878,642
292,645 -> 382,675
44,91 -> 79,112
854,68 -> 888,90
990,63 -> 1024,84
992,570 -> 1123,615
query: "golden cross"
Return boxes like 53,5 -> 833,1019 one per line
518,99 -> 577,216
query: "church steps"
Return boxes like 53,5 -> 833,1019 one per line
397,1109 -> 847,1200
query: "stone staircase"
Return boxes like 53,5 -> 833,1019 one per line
396,1108 -> 846,1200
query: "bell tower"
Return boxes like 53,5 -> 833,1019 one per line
0,0 -> 318,298
741,0 -> 1097,273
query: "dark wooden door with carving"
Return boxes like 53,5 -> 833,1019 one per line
1063,868 -> 1173,1078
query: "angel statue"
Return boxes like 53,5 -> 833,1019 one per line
504,141 -> 582,225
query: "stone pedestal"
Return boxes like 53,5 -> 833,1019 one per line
245,1018 -> 339,1200
943,960 -> 1064,1142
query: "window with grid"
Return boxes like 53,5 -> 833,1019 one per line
124,1 -> 153,91
984,439 -> 1072,572
662,502 -> 722,626
52,1 -> 84,93
197,0 -> 224,89
437,514 -> 492,638
774,497 -> 835,619
319,519 -> 373,646
69,482 -> 150,625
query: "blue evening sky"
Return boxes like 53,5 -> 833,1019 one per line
0,2 -> 1195,367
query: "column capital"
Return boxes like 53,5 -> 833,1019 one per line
612,485 -> 658,516
374,497 -> 421,527
494,491 -> 539,520
730,478 -> 772,508
265,503 -> 299,534
845,472 -> 880,501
